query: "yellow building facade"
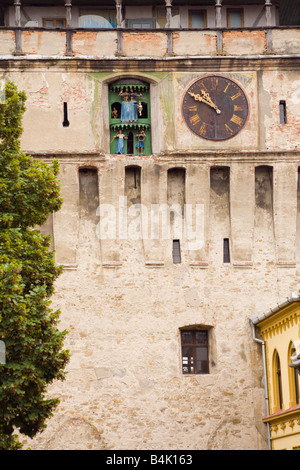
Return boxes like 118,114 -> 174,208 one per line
251,298 -> 300,450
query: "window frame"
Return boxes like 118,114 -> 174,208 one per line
226,8 -> 244,28
272,349 -> 283,411
188,10 -> 207,29
180,328 -> 209,375
43,18 -> 66,29
127,18 -> 156,29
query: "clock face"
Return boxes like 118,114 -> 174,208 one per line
182,75 -> 249,141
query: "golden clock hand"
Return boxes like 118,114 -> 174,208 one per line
191,90 -> 216,109
188,91 -> 221,114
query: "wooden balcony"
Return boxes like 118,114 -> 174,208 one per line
0,26 -> 299,58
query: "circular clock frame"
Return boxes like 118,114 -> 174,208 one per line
182,75 -> 249,141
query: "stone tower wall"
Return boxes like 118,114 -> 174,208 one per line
2,37 -> 300,450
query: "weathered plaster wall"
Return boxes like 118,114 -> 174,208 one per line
122,32 -> 168,58
10,70 -> 300,153
72,31 -> 118,57
263,70 -> 300,151
22,30 -> 66,56
0,30 -> 15,55
223,30 -> 266,55
10,71 -> 96,153
19,154 -> 299,451
6,68 -> 300,155
172,31 -> 217,56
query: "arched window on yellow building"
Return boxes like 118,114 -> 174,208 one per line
288,341 -> 300,407
272,349 -> 283,412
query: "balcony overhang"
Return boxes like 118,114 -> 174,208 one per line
1,1 -> 299,27
0,0 -> 278,5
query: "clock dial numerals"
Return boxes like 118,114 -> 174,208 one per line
186,105 -> 198,112
199,123 -> 207,136
225,124 -> 234,136
231,91 -> 242,101
230,114 -> 243,126
234,105 -> 244,112
190,114 -> 201,126
224,83 -> 230,93
182,75 -> 249,141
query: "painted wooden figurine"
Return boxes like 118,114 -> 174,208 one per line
129,88 -> 142,122
119,87 -> 130,122
136,129 -> 146,155
111,107 -> 118,119
111,129 -> 128,154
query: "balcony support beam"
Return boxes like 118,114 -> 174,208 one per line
265,0 -> 273,27
165,0 -> 172,28
14,0 -> 22,55
116,0 -> 123,28
65,0 -> 73,55
165,0 -> 173,54
116,0 -> 123,54
215,0 -> 223,54
265,0 -> 273,52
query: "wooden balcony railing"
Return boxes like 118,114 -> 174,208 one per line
0,27 -> 299,59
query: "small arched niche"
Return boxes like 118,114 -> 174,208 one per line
125,165 -> 141,207
79,167 -> 99,223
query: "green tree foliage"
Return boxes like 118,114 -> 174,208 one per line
0,81 -> 69,449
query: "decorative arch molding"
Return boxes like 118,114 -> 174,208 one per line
101,73 -> 160,87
